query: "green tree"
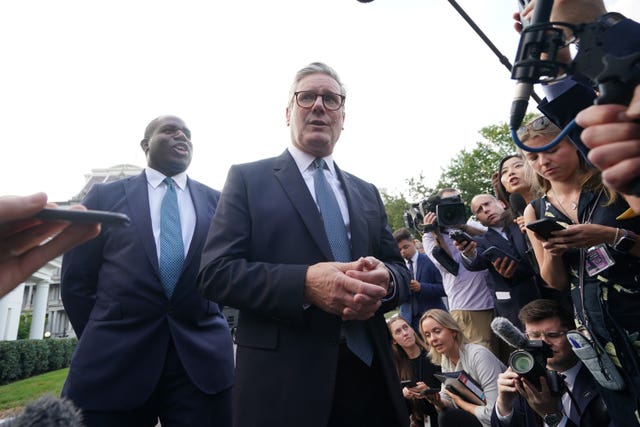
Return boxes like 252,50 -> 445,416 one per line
383,118 -> 530,227
435,121 -> 516,203
381,190 -> 410,232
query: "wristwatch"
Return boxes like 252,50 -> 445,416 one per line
543,412 -> 564,427
612,229 -> 637,254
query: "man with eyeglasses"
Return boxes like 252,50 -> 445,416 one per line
492,299 -> 611,427
198,62 -> 410,427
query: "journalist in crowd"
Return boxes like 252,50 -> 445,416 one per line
388,315 -> 442,427
393,227 -> 447,333
492,299 -> 611,427
454,194 -> 543,332
421,189 -> 496,353
420,309 -> 505,427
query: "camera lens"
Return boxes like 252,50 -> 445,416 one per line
509,350 -> 535,374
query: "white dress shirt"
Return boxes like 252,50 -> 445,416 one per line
145,167 -> 196,260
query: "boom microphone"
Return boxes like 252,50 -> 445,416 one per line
509,192 -> 528,217
509,0 -> 554,130
491,316 -> 529,349
6,394 -> 84,427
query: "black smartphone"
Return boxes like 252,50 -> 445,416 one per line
400,380 -> 417,388
449,230 -> 473,245
481,246 -> 519,263
525,218 -> 565,240
35,208 -> 131,226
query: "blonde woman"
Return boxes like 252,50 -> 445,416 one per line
419,309 -> 504,427
520,114 -> 640,425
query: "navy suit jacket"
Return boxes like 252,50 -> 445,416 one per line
61,171 -> 234,411
491,365 -> 612,427
399,252 -> 446,331
461,224 -> 540,329
198,150 -> 411,427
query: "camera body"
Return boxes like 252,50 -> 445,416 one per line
424,194 -> 466,227
509,340 -> 564,396
404,194 -> 467,234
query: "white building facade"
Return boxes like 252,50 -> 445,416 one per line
0,164 -> 142,341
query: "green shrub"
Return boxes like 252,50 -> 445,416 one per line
0,338 -> 77,385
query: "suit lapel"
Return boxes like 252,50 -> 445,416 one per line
487,227 -> 523,258
124,172 -> 160,274
183,179 -> 208,268
336,164 -> 367,259
274,151 -> 334,261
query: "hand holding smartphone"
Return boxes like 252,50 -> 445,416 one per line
525,218 -> 565,240
35,208 -> 130,226
481,246 -> 519,264
449,230 -> 473,245
400,380 -> 417,388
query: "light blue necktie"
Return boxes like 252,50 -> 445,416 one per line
159,177 -> 184,298
314,158 -> 373,366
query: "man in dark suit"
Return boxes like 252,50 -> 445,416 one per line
453,194 -> 542,330
198,62 -> 411,427
491,299 -> 611,427
61,115 -> 234,427
393,227 -> 446,333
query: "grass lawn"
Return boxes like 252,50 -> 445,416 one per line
0,368 -> 68,419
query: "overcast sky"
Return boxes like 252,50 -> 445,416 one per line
3,0 -> 638,202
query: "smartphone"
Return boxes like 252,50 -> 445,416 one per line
481,246 -> 519,263
421,388 -> 440,396
35,208 -> 131,226
400,380 -> 417,388
525,218 -> 565,240
449,230 -> 473,245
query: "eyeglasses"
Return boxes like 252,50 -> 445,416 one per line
293,91 -> 345,111
525,330 -> 568,340
516,116 -> 554,140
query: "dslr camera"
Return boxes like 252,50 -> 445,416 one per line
509,340 -> 564,396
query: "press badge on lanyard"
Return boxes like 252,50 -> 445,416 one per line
585,244 -> 615,277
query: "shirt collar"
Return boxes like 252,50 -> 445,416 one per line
288,145 -> 336,175
560,360 -> 582,389
409,252 -> 419,264
145,167 -> 188,190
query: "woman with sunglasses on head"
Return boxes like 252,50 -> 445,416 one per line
388,315 -> 441,427
520,114 -> 640,426
419,309 -> 504,427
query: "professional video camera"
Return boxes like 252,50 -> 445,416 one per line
492,317 -> 565,396
404,194 -> 467,234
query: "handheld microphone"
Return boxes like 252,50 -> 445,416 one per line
509,0 -> 555,130
8,394 -> 84,427
491,316 -> 529,349
509,192 -> 528,217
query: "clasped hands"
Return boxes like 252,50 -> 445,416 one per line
304,256 -> 390,321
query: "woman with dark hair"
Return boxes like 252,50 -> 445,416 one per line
520,114 -> 640,425
495,153 -> 539,232
388,315 -> 441,427
419,309 -> 504,427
